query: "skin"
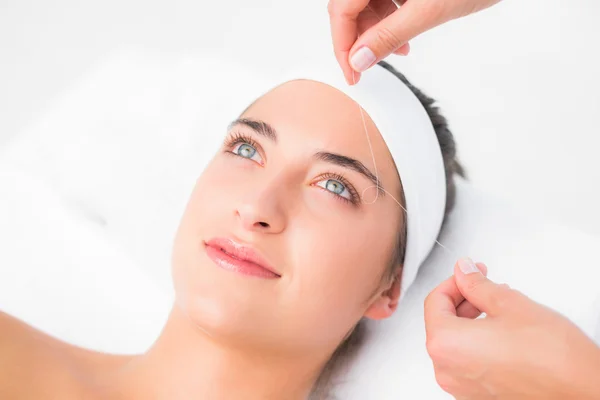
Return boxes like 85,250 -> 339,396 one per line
425,259 -> 600,400
328,0 -> 503,84
0,79 -> 405,399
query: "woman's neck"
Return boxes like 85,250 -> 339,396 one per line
97,304 -> 328,400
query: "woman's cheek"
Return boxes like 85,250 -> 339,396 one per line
307,227 -> 356,285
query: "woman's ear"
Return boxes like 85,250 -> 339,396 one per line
363,271 -> 401,320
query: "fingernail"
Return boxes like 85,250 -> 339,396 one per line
458,257 -> 480,274
350,46 -> 376,73
349,70 -> 361,85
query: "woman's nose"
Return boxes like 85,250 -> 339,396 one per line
235,179 -> 288,234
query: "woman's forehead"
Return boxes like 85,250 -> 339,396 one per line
247,80 -> 368,134
241,80 -> 383,160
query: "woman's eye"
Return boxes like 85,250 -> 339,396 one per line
316,179 -> 352,201
225,134 -> 358,205
232,142 -> 263,164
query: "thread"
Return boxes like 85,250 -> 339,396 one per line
349,4 -> 461,264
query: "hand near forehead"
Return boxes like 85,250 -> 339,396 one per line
328,0 -> 503,85
423,258 -> 600,399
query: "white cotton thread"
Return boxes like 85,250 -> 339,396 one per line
351,73 -> 459,262
348,12 -> 461,265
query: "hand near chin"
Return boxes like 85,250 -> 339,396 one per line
423,258 -> 600,400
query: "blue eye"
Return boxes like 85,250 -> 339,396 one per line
225,134 -> 263,165
326,180 -> 344,194
236,143 -> 257,159
316,178 -> 353,202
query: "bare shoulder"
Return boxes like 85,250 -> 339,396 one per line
0,311 -> 135,399
0,310 -> 52,366
0,311 -> 85,398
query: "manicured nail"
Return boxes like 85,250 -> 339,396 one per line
350,46 -> 376,72
458,257 -> 480,274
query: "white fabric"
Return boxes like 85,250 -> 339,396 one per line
1,50 -> 599,399
0,162 -> 171,354
241,55 -> 446,297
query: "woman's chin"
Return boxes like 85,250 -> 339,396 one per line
174,289 -> 278,345
171,251 -> 287,346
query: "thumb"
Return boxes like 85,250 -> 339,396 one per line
349,0 -> 449,72
454,258 -> 516,317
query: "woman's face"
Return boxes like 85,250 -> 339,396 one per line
171,79 -> 404,355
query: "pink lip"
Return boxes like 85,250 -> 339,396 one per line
204,237 -> 280,279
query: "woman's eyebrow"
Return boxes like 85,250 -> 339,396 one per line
229,118 -> 278,143
228,118 -> 386,196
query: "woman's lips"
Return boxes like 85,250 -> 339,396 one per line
204,238 -> 280,279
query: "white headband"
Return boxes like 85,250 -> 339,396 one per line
240,55 -> 446,296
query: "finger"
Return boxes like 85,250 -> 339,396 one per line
328,0 -> 370,85
475,262 -> 488,276
454,259 -> 516,317
392,42 -> 410,56
456,299 -> 482,319
362,0 -> 400,28
459,283 -> 512,319
424,275 -> 463,332
362,3 -> 410,55
456,262 -> 487,318
424,261 -> 488,328
349,0 -> 450,72
357,1 -> 398,34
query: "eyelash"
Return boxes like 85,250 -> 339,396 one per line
223,131 -> 262,158
222,131 -> 360,206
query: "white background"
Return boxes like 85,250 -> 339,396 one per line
1,0 -> 599,237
